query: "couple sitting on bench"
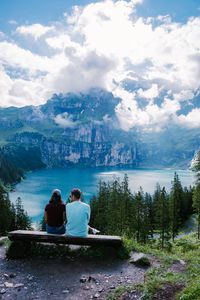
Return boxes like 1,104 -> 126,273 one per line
45,188 -> 99,237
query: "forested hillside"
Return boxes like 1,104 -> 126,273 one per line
90,173 -> 193,247
0,151 -> 24,185
0,184 -> 31,235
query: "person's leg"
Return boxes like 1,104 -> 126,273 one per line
56,225 -> 65,234
46,224 -> 57,234
46,224 -> 65,234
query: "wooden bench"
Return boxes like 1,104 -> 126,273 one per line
8,230 -> 122,246
8,230 -> 122,258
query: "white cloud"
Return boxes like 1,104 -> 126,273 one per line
16,23 -> 54,40
0,41 -> 53,73
173,90 -> 195,102
175,108 -> 200,129
94,114 -> 111,124
45,50 -> 117,94
8,20 -> 17,25
0,0 -> 200,131
0,69 -> 51,107
115,87 -> 180,131
0,32 -> 5,38
54,112 -> 77,128
137,84 -> 159,99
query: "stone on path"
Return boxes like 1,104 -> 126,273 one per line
62,289 -> 69,294
93,293 -> 100,298
3,274 -> 9,279
0,289 -> 6,294
129,252 -> 151,267
83,285 -> 90,290
4,282 -> 14,288
14,283 -> 24,288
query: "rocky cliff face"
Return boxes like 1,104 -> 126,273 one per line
13,125 -> 139,168
0,89 -> 141,169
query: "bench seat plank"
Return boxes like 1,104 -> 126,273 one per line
8,230 -> 122,246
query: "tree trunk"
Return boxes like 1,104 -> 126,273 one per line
161,229 -> 164,250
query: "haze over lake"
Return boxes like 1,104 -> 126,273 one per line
10,167 -> 194,223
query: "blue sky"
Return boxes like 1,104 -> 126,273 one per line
0,0 -> 99,32
1,0 -> 199,31
137,0 -> 200,22
0,0 -> 200,131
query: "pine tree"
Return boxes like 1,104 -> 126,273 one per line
182,186 -> 193,222
152,183 -> 161,230
90,180 -> 110,233
40,216 -> 46,231
121,174 -> 132,236
192,151 -> 200,239
192,151 -> 200,183
169,172 -> 183,241
156,187 -> 170,249
0,184 -> 8,235
0,184 -> 15,235
144,192 -> 154,238
133,188 -> 144,242
9,202 -> 16,231
15,197 -> 32,230
107,179 -> 121,235
193,184 -> 200,239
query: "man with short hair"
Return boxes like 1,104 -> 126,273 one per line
66,188 -> 90,237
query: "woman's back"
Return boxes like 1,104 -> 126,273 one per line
45,202 -> 65,227
45,189 -> 66,234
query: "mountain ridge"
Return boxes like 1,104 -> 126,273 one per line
0,88 -> 199,179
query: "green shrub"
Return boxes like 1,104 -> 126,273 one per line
179,278 -> 200,300
133,256 -> 151,267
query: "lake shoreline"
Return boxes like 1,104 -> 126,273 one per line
9,166 -> 195,223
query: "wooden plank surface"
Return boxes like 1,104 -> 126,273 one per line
8,230 -> 122,246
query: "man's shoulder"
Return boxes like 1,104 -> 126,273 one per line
66,201 -> 90,208
80,202 -> 90,210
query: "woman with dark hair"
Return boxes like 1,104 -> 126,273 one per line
45,189 -> 66,234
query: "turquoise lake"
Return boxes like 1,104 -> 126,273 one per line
9,167 -> 195,224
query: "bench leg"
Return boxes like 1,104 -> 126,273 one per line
90,245 -> 119,258
7,241 -> 30,258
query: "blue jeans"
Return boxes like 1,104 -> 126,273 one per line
46,224 -> 65,234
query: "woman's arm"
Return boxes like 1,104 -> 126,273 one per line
63,211 -> 66,222
44,211 -> 48,223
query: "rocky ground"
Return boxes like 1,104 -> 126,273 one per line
0,240 -> 187,300
0,241 -> 149,300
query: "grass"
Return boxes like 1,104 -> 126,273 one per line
0,237 -> 8,246
108,232 -> 200,300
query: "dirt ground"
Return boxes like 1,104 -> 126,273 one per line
0,241 -> 187,300
0,242 -> 147,300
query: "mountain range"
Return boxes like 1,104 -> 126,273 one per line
0,88 -> 199,183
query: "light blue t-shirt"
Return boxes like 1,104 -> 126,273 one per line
66,201 -> 90,237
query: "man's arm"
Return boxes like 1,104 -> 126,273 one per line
87,205 -> 91,222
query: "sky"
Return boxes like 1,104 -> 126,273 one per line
0,0 -> 200,131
